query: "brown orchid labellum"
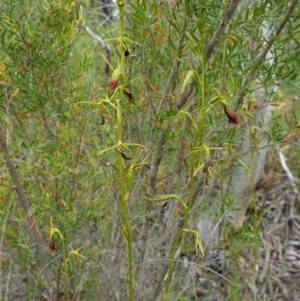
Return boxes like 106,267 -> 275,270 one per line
49,235 -> 55,251
123,90 -> 134,103
124,45 -> 130,57
118,145 -> 131,160
223,105 -> 238,125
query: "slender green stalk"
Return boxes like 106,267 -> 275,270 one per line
249,124 -> 257,222
116,100 -> 134,301
184,0 -> 191,16
162,40 -> 207,301
49,219 -> 69,300
115,2 -> 133,300
249,122 -> 259,299
62,236 -> 68,301
117,0 -> 125,73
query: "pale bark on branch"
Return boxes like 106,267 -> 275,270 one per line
83,23 -> 111,75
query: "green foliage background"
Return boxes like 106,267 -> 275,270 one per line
0,0 -> 300,300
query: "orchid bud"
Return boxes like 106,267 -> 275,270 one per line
110,68 -> 121,93
116,0 -> 124,7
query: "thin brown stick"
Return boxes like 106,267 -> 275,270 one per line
204,0 -> 241,59
0,182 -> 15,190
4,261 -> 10,301
0,126 -> 54,300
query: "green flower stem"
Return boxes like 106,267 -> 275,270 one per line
116,2 -> 133,299
50,219 -> 69,299
249,123 -> 257,221
163,133 -> 199,301
62,236 -> 69,299
116,100 -> 134,301
117,0 -> 125,73
163,48 -> 207,301
184,0 -> 191,16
